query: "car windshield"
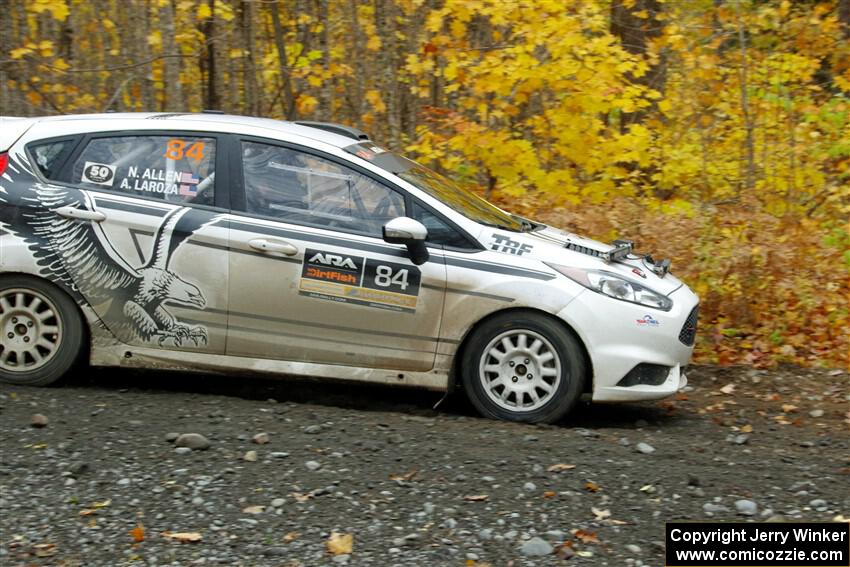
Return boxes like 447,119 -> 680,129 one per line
343,143 -> 525,231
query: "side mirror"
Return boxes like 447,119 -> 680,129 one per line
382,217 -> 429,265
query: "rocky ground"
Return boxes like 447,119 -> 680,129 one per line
0,365 -> 847,567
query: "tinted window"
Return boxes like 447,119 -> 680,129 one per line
70,135 -> 216,206
30,140 -> 73,179
241,141 -> 405,236
412,202 -> 474,249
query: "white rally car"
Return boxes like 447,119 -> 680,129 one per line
0,113 -> 698,423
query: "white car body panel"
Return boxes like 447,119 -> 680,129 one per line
0,113 -> 699,403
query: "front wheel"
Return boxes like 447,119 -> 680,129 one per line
0,276 -> 84,386
461,312 -> 586,423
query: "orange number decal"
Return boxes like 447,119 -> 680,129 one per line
164,140 -> 205,162
184,141 -> 205,162
164,139 -> 186,160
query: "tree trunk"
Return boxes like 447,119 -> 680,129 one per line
610,0 -> 666,130
241,0 -> 258,115
201,0 -> 219,110
269,0 -> 297,119
160,0 -> 182,111
839,0 -> 850,39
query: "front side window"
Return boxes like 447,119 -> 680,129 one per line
70,135 -> 216,206
412,202 -> 475,249
241,141 -> 405,236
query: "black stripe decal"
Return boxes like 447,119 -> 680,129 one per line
228,219 -> 411,259
96,198 -> 172,217
100,203 -> 552,280
128,228 -> 148,264
446,288 -> 515,302
443,256 -> 556,281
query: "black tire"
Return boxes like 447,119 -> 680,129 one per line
0,275 -> 85,386
461,311 -> 586,424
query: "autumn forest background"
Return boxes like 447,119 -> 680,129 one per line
1,0 -> 848,368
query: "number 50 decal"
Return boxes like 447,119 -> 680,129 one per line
363,260 -> 421,296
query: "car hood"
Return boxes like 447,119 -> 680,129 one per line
478,225 -> 685,296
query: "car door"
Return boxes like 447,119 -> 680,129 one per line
46,131 -> 229,353
226,138 -> 446,371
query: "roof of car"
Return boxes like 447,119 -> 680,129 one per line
21,112 -> 368,150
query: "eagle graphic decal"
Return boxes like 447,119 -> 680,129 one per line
0,152 -> 214,347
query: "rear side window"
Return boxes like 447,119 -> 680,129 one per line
30,140 -> 74,180
70,135 -> 216,206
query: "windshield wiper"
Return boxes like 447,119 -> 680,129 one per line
478,221 -> 519,231
511,216 -> 537,232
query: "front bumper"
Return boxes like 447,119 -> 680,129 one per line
557,284 -> 698,402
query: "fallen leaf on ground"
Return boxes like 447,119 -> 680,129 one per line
782,404 -> 798,413
584,482 -> 600,493
92,499 -> 111,508
283,531 -> 300,543
130,523 -> 145,543
242,505 -> 265,514
740,424 -> 753,433
33,543 -> 57,557
719,383 -> 736,394
543,491 -> 556,499
326,532 -> 353,555
79,509 -> 97,516
463,494 -> 489,502
161,531 -> 202,543
554,541 -> 576,560
389,470 -> 417,482
547,463 -> 576,472
574,529 -> 599,544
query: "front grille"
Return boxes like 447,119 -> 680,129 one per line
678,305 -> 699,346
617,363 -> 670,387
564,242 -> 602,258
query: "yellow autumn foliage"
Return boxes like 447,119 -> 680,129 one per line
2,0 -> 847,367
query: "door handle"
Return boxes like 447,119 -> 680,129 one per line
248,238 -> 298,256
54,206 -> 107,222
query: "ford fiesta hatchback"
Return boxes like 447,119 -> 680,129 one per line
0,113 -> 698,423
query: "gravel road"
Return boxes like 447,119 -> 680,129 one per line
1,365 -> 847,566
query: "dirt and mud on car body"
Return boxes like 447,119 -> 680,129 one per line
0,113 -> 698,423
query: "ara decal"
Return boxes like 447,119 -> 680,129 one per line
300,248 -> 421,313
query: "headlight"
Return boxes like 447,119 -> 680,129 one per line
546,264 -> 673,311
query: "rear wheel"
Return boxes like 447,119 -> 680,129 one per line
0,276 -> 84,386
461,312 -> 585,423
